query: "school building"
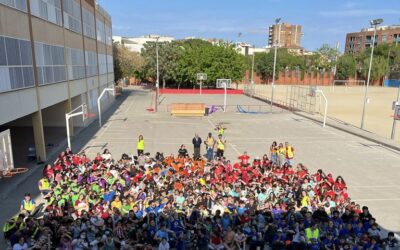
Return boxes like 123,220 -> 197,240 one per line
0,0 -> 114,166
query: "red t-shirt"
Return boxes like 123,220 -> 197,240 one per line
238,155 -> 250,165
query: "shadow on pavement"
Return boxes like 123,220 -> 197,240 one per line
0,87 -> 140,246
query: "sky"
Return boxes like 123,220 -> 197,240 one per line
97,0 -> 400,52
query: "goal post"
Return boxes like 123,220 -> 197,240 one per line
331,80 -> 366,91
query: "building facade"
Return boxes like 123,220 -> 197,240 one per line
235,42 -> 270,56
0,0 -> 114,162
268,23 -> 302,49
112,35 -> 175,53
345,25 -> 400,54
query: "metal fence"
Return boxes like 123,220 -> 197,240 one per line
242,84 -> 317,114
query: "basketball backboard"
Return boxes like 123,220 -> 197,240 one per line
197,73 -> 207,81
216,79 -> 232,89
395,105 -> 400,120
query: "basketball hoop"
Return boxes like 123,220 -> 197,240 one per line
390,115 -> 400,120
83,113 -> 97,119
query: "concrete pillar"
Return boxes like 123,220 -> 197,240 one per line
32,111 -> 46,161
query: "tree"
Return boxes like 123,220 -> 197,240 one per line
141,41 -> 183,87
336,54 -> 357,80
175,39 -> 247,87
113,42 -> 144,81
315,44 -> 339,70
255,49 -> 305,81
361,56 -> 389,81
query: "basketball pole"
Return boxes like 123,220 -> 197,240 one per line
391,84 -> 400,140
224,83 -> 227,112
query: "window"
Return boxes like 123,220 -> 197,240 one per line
105,25 -> 112,45
82,8 -> 95,39
63,0 -> 82,34
85,51 -> 98,77
107,54 -> 113,73
0,35 -> 34,93
30,0 -> 62,26
98,53 -> 107,75
382,35 -> 387,43
96,18 -> 106,43
0,0 -> 27,12
35,42 -> 66,85
66,47 -> 85,80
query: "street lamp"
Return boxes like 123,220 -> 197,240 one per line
271,17 -> 281,112
250,45 -> 255,85
155,36 -> 160,112
360,18 -> 383,129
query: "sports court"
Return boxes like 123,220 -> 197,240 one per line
79,87 -> 400,234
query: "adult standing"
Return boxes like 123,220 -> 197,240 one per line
216,124 -> 227,138
270,141 -> 278,164
137,135 -> 145,156
216,134 -> 226,159
192,133 -> 202,160
285,142 -> 295,165
204,133 -> 215,161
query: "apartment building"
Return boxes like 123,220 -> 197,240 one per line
0,0 -> 114,164
112,35 -> 175,53
345,25 -> 400,54
268,22 -> 302,49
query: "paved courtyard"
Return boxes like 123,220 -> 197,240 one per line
79,87 -> 400,233
0,86 -> 399,247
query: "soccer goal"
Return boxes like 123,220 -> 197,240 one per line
331,80 -> 366,92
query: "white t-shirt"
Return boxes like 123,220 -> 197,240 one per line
13,243 -> 28,250
159,241 -> 170,250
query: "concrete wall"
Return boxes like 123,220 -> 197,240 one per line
38,82 -> 69,109
41,101 -> 68,127
0,88 -> 38,125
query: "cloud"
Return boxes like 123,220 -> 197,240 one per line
319,9 -> 400,17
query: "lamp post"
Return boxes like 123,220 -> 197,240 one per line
271,17 -> 281,112
155,36 -> 160,112
360,18 -> 383,129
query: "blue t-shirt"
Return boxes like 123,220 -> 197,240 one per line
103,191 -> 116,202
170,219 -> 184,233
237,207 -> 247,215
155,229 -> 169,241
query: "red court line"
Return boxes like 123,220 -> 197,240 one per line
159,89 -> 243,95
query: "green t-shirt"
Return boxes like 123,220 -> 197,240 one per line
71,194 -> 80,205
92,184 -> 100,193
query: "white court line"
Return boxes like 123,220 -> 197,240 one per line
206,118 -> 216,128
352,198 -> 400,202
230,144 -> 241,156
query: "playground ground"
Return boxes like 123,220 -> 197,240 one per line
244,84 -> 400,142
0,86 -> 399,247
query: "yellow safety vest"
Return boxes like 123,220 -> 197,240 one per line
305,228 -> 319,243
137,139 -> 144,150
206,137 -> 214,147
286,146 -> 294,159
217,139 -> 225,150
278,147 -> 286,156
39,178 -> 50,190
218,128 -> 224,136
23,200 -> 35,211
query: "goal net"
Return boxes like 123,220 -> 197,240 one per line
332,80 -> 365,91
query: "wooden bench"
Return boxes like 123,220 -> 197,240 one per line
170,103 -> 205,117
